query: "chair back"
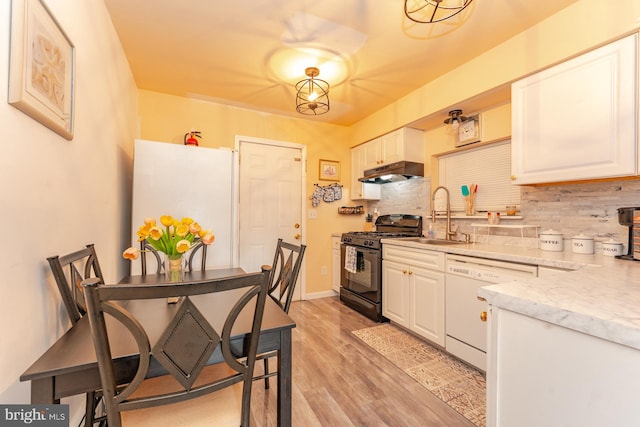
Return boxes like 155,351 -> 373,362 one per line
139,238 -> 208,275
82,271 -> 268,427
47,244 -> 104,324
262,238 -> 306,313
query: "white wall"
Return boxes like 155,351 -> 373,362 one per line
0,0 -> 138,420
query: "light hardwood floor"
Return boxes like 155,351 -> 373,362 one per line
249,296 -> 475,426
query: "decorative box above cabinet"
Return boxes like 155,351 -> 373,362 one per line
362,127 -> 425,171
511,34 -> 638,185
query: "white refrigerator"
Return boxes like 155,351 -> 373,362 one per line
130,139 -> 238,274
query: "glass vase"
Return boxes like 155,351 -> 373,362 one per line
465,197 -> 475,216
165,254 -> 184,283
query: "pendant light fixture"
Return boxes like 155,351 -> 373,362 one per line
296,67 -> 330,115
404,0 -> 473,24
444,109 -> 467,132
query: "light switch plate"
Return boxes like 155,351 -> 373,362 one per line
308,209 -> 317,219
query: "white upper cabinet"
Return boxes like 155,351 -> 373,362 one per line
351,145 -> 380,201
511,34 -> 638,185
362,127 -> 425,171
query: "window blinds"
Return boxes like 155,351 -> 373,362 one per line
438,140 -> 521,212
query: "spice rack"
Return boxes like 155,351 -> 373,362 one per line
471,223 -> 540,245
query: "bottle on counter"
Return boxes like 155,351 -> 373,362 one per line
427,221 -> 436,238
365,213 -> 374,231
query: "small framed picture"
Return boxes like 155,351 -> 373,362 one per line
8,0 -> 75,140
319,159 -> 340,181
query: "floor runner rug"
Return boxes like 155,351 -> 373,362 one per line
353,323 -> 486,427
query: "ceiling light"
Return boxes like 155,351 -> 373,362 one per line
404,0 -> 473,24
296,67 -> 330,115
444,109 -> 467,131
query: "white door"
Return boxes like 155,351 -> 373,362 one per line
237,136 -> 305,300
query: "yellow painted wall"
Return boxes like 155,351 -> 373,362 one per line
137,0 -> 640,297
349,0 -> 640,145
137,90 -> 364,295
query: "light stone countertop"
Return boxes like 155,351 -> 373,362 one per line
381,238 -> 640,350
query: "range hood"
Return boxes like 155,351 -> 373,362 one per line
359,161 -> 424,184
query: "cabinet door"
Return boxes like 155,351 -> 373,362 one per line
351,146 -> 380,201
410,266 -> 445,346
382,260 -> 410,327
380,131 -> 403,165
511,34 -> 638,185
332,238 -> 341,293
363,138 -> 382,170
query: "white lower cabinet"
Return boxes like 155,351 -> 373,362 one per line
487,307 -> 640,426
382,244 -> 445,346
332,236 -> 341,293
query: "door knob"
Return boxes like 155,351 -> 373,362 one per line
294,233 -> 301,240
480,311 -> 487,322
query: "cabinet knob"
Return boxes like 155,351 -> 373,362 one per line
294,233 -> 301,240
510,175 -> 516,180
477,296 -> 486,302
402,269 -> 407,274
480,311 -> 488,322
408,270 -> 413,275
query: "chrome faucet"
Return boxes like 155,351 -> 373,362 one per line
431,186 -> 456,240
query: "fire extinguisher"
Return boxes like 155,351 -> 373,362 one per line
184,131 -> 201,146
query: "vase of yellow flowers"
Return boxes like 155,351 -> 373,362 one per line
123,215 -> 215,282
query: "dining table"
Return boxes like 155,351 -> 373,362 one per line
20,267 -> 296,426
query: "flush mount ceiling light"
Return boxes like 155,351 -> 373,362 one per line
404,0 -> 473,24
296,67 -> 330,115
444,109 -> 467,131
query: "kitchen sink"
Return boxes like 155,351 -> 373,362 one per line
393,237 -> 467,245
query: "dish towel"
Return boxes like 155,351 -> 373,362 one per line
345,246 -> 357,274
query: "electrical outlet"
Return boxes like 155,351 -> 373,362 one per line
308,209 -> 317,219
321,266 -> 327,276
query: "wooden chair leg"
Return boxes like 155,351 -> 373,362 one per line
263,358 -> 270,389
84,391 -> 96,426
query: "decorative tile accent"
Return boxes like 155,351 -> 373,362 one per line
353,324 -> 485,427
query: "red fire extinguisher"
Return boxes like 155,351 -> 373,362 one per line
184,131 -> 201,146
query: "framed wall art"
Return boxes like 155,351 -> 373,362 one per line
8,0 -> 75,140
319,159 -> 340,181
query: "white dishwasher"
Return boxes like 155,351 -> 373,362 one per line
445,254 -> 538,371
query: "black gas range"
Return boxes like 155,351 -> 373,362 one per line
340,214 -> 422,321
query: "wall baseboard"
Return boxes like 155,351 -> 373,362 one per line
303,290 -> 338,300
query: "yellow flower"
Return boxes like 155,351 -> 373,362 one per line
122,247 -> 140,260
144,217 -> 156,226
176,239 -> 191,253
149,226 -> 163,240
160,215 -> 174,227
201,231 -> 215,245
176,224 -> 189,237
182,217 -> 194,226
189,222 -> 202,234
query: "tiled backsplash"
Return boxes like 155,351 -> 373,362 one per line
366,177 -> 638,250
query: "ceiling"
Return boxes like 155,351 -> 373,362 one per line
103,0 -> 577,128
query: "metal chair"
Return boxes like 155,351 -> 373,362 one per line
47,244 -> 105,426
139,238 -> 207,275
82,271 -> 269,427
256,238 -> 306,389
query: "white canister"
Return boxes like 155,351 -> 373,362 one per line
539,229 -> 563,252
572,234 -> 594,254
602,240 -> 624,257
